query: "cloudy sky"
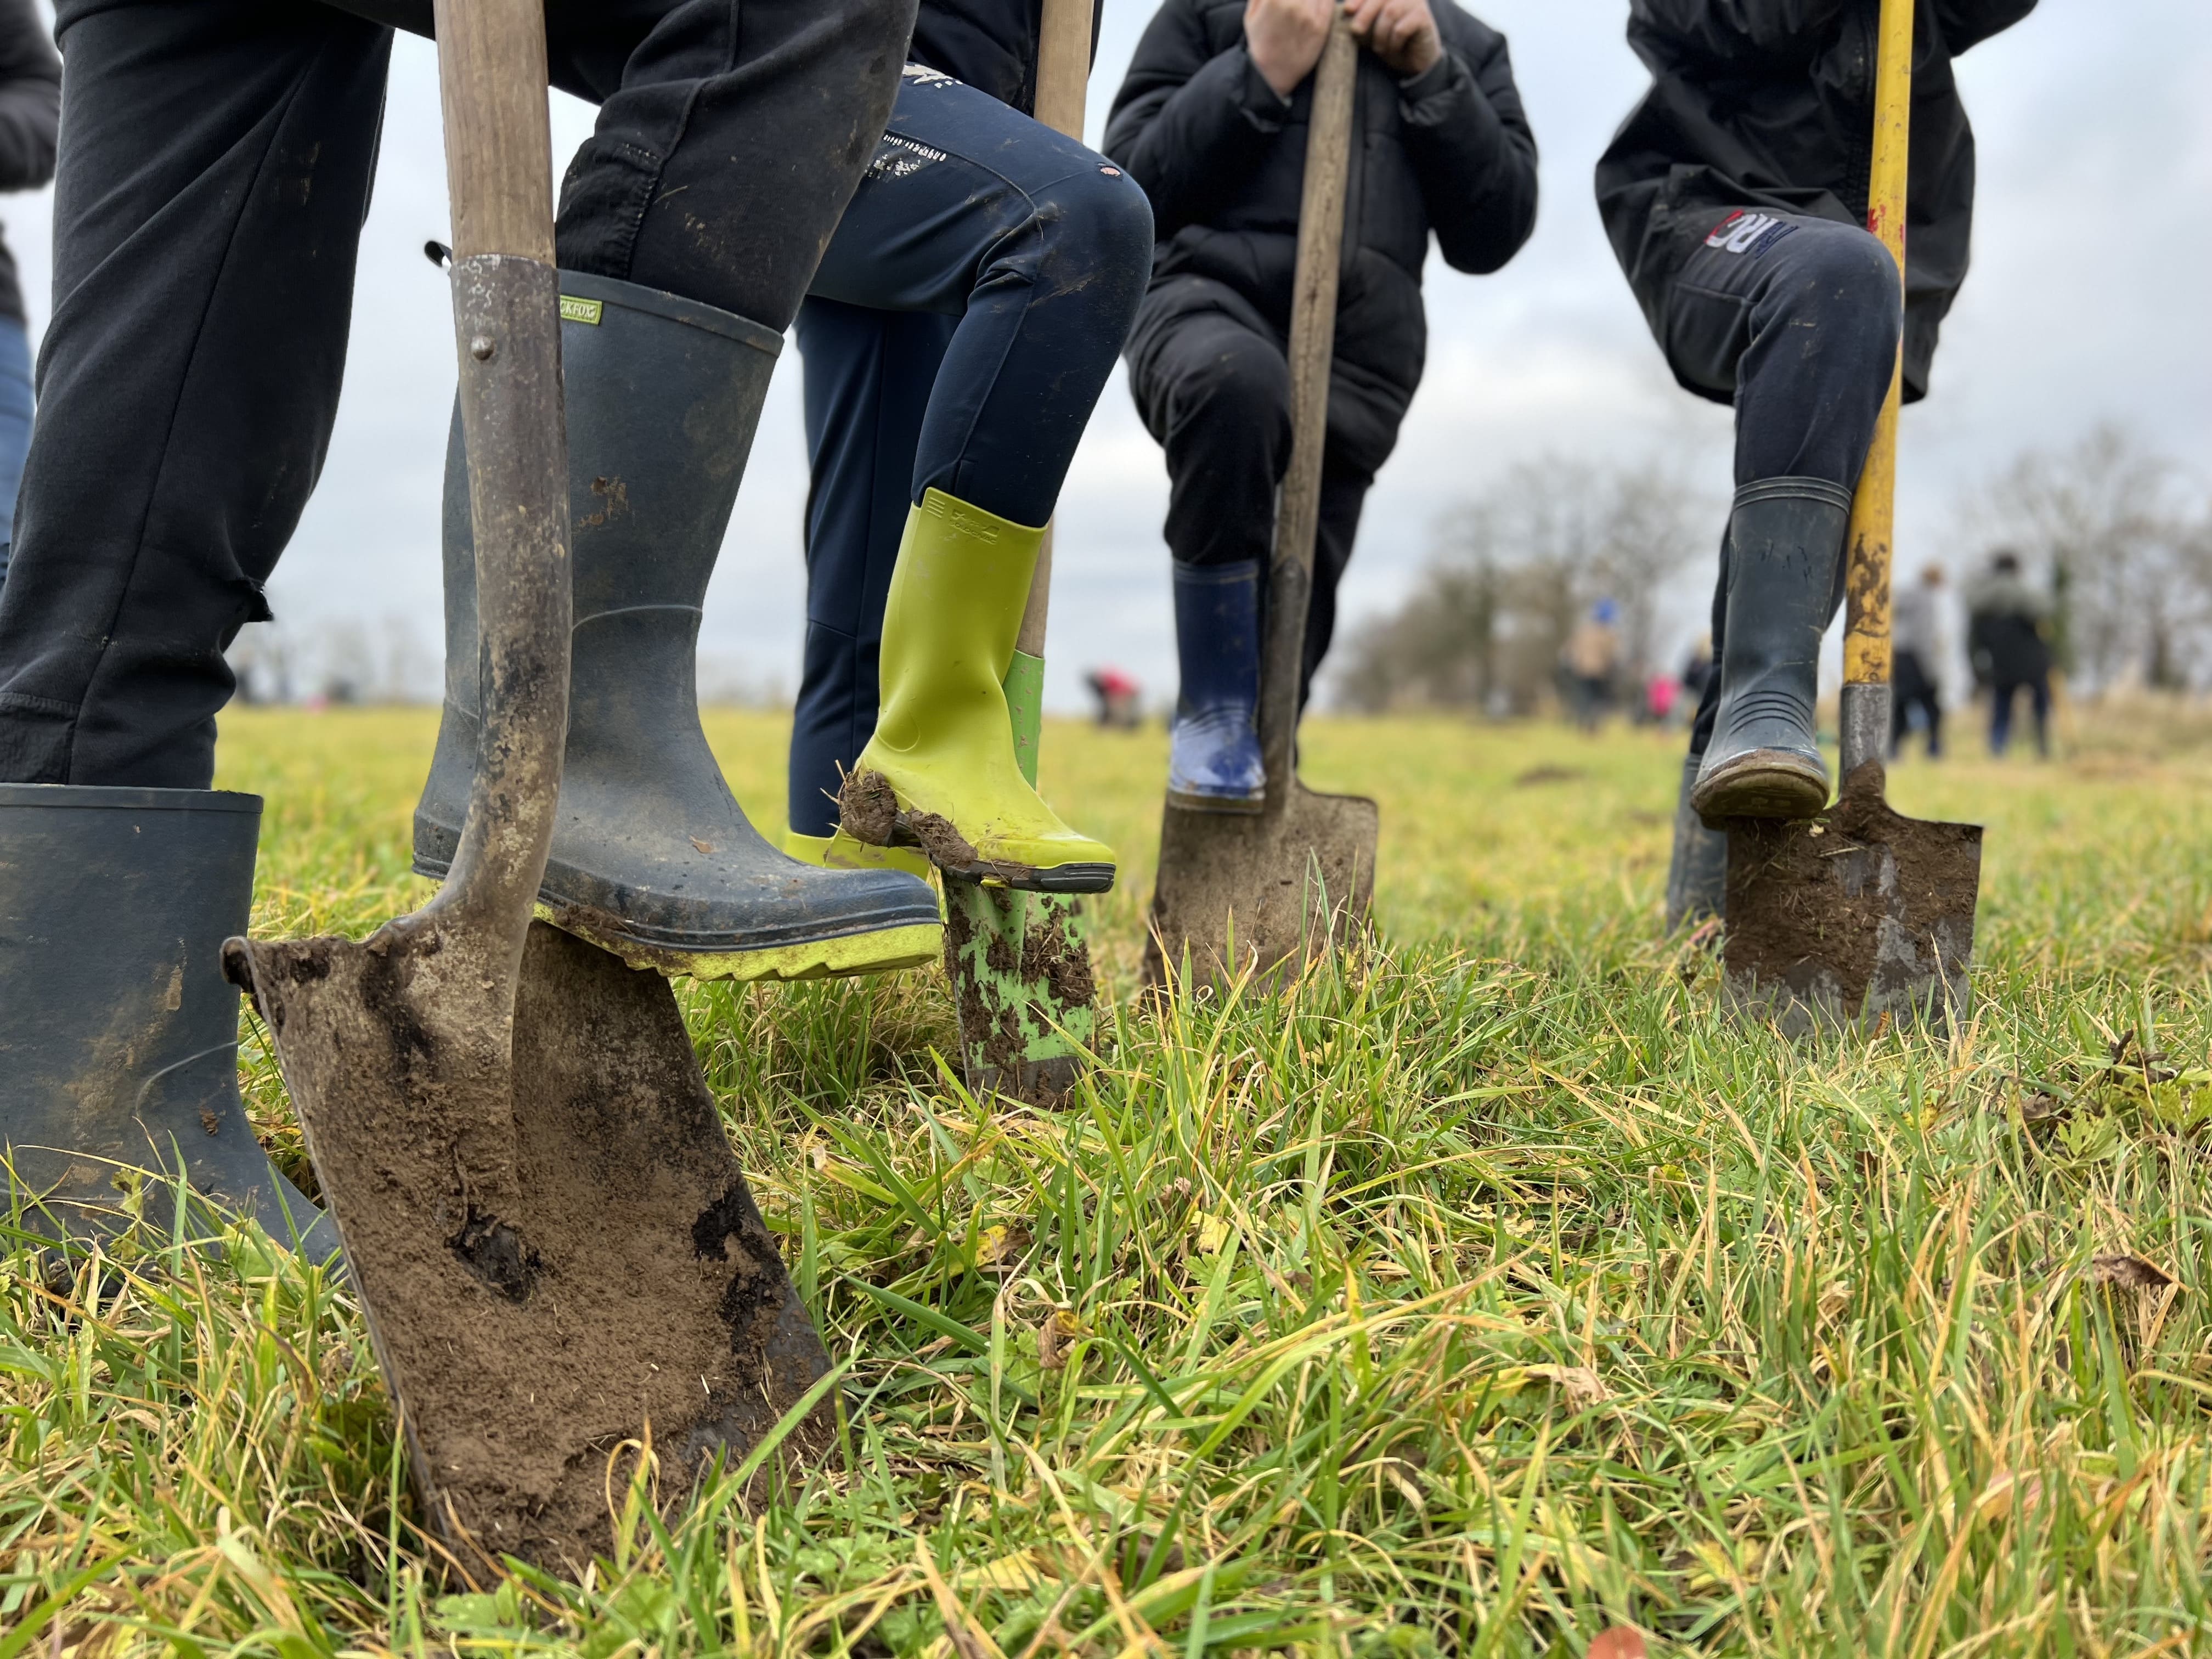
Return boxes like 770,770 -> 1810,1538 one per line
2,1 -> 2202,709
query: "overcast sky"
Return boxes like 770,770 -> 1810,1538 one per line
2,1 -> 2202,709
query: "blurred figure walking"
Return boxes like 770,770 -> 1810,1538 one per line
1559,599 -> 1621,732
1967,550 -> 2053,758
0,0 -> 57,592
1890,563 -> 1945,759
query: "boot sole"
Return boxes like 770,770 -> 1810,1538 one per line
1691,751 -> 1830,827
839,776 -> 1116,894
412,853 -> 943,983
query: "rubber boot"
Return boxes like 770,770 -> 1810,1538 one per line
1665,754 -> 1728,928
785,828 -> 935,887
844,490 -> 1115,892
0,786 -> 337,1257
414,274 -> 942,982
1690,477 -> 1854,825
1167,560 -> 1266,814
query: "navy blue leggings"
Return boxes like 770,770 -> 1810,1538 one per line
787,65 -> 1153,837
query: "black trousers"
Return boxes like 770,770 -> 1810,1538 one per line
1127,291 -> 1374,699
1892,647 -> 1942,756
1671,211 -> 1903,762
0,0 -> 913,789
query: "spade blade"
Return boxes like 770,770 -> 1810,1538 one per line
228,919 -> 835,1577
1144,782 -> 1378,989
1723,761 -> 1983,1037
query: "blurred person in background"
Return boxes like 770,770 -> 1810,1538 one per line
1559,597 -> 1621,732
1085,665 -> 1143,729
1967,549 -> 2053,758
1105,0 -> 1537,811
1891,562 -> 1945,759
0,0 -> 57,592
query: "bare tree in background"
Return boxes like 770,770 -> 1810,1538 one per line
1961,426 -> 2201,692
1333,456 -> 1709,714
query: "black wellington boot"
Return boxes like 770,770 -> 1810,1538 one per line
414,274 -> 942,982
0,787 -> 337,1257
1690,477 -> 1854,826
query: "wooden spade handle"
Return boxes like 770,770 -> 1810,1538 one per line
1841,0 -> 1914,699
425,0 -> 572,966
1012,0 -> 1097,660
1257,14 -> 1357,805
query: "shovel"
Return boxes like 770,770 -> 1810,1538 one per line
1720,0 -> 1983,1035
1145,14 -> 1379,989
223,0 -> 834,1575
940,0 -> 1102,1108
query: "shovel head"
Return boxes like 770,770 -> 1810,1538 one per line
943,882 -> 1098,1108
226,918 -> 834,1576
1145,781 -> 1378,988
1723,761 -> 1982,1037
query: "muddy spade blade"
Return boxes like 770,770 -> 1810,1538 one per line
944,881 -> 1098,1108
1146,783 -> 1378,988
228,922 -> 833,1573
1722,761 -> 1982,1036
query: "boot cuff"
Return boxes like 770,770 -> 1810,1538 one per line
1734,476 -> 1855,514
1172,560 -> 1262,590
557,270 -> 783,358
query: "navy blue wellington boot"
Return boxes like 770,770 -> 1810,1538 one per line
414,274 -> 941,982
0,786 -> 338,1258
1690,478 -> 1854,826
1167,560 -> 1266,814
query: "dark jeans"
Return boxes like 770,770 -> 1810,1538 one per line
786,66 -> 1152,838
1126,300 -> 1372,701
1892,647 -> 1942,757
0,0 -> 913,789
1990,675 -> 2050,757
1669,212 -> 1902,761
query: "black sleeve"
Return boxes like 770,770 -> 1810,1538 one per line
1935,0 -> 2038,55
1627,0 -> 1848,66
0,0 -> 57,195
1401,18 -> 1538,276
1103,0 -> 1290,240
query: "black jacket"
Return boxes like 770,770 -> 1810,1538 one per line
1104,0 -> 1536,476
1596,0 -> 2034,404
909,0 -> 1101,118
0,0 -> 57,327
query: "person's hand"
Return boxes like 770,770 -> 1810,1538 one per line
1345,0 -> 1442,78
1244,0 -> 1335,99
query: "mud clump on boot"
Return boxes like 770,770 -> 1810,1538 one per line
904,811 -> 982,873
838,771 -> 900,848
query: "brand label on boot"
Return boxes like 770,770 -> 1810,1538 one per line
559,296 -> 604,326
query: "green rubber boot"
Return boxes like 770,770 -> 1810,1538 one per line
841,491 -> 1116,893
784,828 -> 936,887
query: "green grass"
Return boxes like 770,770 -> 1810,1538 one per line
10,707 -> 2212,1656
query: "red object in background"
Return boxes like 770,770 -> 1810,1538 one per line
1646,674 -> 1680,723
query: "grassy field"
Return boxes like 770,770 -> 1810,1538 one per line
12,705 -> 2212,1656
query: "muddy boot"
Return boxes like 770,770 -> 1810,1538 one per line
1666,755 -> 1728,928
842,490 -> 1115,893
1690,477 -> 1854,825
0,786 -> 337,1257
1167,560 -> 1265,814
415,274 -> 942,982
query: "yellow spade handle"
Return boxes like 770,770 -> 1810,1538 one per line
1842,0 -> 1914,691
